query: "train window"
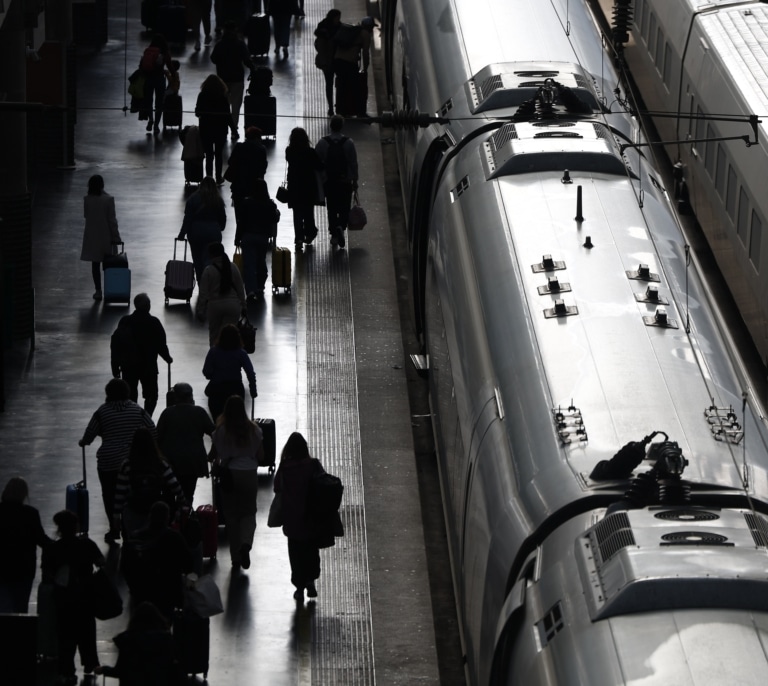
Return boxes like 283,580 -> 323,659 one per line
648,13 -> 657,57
750,211 -> 762,270
637,0 -> 648,40
705,125 -> 716,179
715,145 -> 726,199
663,43 -> 672,87
738,188 -> 750,245
726,166 -> 737,221
655,29 -> 664,69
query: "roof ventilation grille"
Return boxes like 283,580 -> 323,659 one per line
592,512 -> 634,562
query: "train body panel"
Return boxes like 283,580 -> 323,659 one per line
383,0 -> 768,683
624,0 -> 768,363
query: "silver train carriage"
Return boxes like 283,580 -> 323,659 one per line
618,0 -> 768,366
380,0 -> 768,684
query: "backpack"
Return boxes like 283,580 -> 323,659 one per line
332,23 -> 360,50
140,46 -> 163,73
111,319 -> 139,373
323,136 -> 349,183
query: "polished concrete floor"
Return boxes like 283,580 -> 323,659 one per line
0,1 -> 464,684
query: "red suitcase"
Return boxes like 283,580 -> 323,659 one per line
195,504 -> 218,559
164,238 -> 196,305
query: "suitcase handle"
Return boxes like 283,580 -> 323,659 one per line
173,237 -> 188,262
81,445 -> 87,489
168,361 -> 172,392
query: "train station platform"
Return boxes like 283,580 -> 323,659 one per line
0,1 -> 464,683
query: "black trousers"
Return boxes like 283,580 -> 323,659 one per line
287,538 -> 320,589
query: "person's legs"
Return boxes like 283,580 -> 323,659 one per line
122,371 -> 140,403
97,468 -> 120,532
213,135 -> 226,180
300,203 -> 318,243
76,610 -> 99,672
140,369 -> 159,417
291,207 -> 304,248
91,262 -> 101,292
323,68 -> 334,115
200,130 -> 215,177
241,233 -> 259,295
201,0 -> 213,38
54,594 -> 77,682
228,81 -> 245,136
233,469 -> 258,567
178,475 -> 197,504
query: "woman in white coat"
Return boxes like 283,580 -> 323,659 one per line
80,175 -> 121,301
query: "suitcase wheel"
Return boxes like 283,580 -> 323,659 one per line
268,465 -> 275,475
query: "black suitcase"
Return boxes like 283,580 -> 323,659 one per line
243,94 -> 276,138
173,609 -> 210,680
157,2 -> 187,46
248,65 -> 273,96
163,93 -> 183,130
255,417 -> 276,472
246,13 -> 271,56
0,614 -> 39,686
141,0 -> 161,29
65,446 -> 89,534
336,71 -> 369,117
164,238 -> 196,304
184,158 -> 204,186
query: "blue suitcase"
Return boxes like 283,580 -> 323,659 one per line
104,267 -> 131,304
65,447 -> 89,534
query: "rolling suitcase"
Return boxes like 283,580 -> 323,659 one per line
165,238 -> 196,304
247,13 -> 271,56
36,582 -> 57,660
243,94 -> 277,139
271,246 -> 291,294
255,418 -> 276,473
184,158 -> 204,186
65,446 -> 89,534
157,2 -> 187,46
195,504 -> 218,558
173,609 -> 210,680
0,613 -> 39,686
163,92 -> 183,130
103,267 -> 131,305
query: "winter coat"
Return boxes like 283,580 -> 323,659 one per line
80,192 -> 120,262
274,457 -> 324,540
286,145 -> 324,207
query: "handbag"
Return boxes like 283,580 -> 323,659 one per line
232,246 -> 244,273
212,459 -> 234,491
276,164 -> 289,203
237,315 -> 256,354
183,574 -> 224,618
347,192 -> 367,231
267,492 -> 283,528
88,568 -> 124,620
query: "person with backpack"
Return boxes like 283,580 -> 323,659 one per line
177,177 -> 228,283
113,428 -> 187,538
110,293 -> 173,419
315,115 -> 358,249
314,9 -> 342,117
196,243 -> 247,346
226,125 -> 268,222
79,379 -> 157,543
332,17 -> 374,117
139,34 -> 176,135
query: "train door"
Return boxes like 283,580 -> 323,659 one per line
411,139 -> 449,342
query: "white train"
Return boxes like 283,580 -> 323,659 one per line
616,0 -> 768,366
380,0 -> 768,684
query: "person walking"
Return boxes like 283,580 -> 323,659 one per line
113,427 -> 187,538
234,178 -> 280,299
210,20 -> 255,140
189,0 -> 213,51
226,125 -> 268,221
332,17 -> 373,117
0,477 -> 51,613
80,174 -> 121,302
41,509 -> 106,686
202,323 -> 257,420
139,34 -> 176,135
79,378 -> 156,543
177,176 -> 227,283
156,382 -> 215,503
110,293 -> 173,418
196,242 -> 247,346
315,115 -> 358,249
195,74 -> 232,184
285,127 -> 324,253
119,501 -> 193,622
210,395 -> 263,570
268,0 -> 295,59
314,9 -> 341,116
273,432 -> 327,601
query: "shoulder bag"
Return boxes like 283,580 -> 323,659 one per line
347,191 -> 367,231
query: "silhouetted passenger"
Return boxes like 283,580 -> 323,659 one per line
202,323 -> 257,420
178,176 -> 227,283
196,242 -> 247,345
0,477 -> 51,612
80,174 -> 121,302
195,74 -> 231,184
285,127 -> 324,252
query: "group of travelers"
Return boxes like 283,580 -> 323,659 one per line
23,8 -> 369,683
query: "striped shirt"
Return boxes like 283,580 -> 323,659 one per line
80,400 -> 157,471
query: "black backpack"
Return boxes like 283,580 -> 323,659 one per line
323,136 -> 349,183
332,23 -> 360,49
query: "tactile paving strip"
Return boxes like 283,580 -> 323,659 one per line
297,5 -> 375,684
